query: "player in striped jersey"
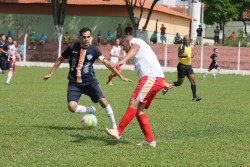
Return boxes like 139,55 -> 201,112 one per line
43,27 -> 132,130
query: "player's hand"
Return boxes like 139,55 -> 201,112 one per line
120,76 -> 133,83
115,60 -> 125,67
43,74 -> 52,80
165,82 -> 175,89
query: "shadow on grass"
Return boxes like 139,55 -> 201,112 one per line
70,134 -> 129,146
30,125 -> 129,146
30,125 -> 83,130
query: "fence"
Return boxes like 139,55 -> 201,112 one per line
20,38 -> 250,74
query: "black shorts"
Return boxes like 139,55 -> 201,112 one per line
177,63 -> 194,78
1,60 -> 12,70
214,36 -> 219,42
209,62 -> 219,71
67,82 -> 105,103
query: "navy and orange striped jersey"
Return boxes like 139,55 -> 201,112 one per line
0,42 -> 9,61
62,42 -> 102,85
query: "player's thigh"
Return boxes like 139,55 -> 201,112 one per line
67,84 -> 83,103
86,83 -> 105,103
1,61 -> 11,71
132,77 -> 164,109
177,63 -> 187,78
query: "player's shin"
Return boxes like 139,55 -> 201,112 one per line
103,104 -> 117,129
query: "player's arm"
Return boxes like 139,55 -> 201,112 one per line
178,44 -> 188,58
119,43 -> 139,65
43,56 -> 64,80
101,56 -> 132,83
0,48 -> 9,55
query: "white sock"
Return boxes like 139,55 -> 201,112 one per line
75,105 -> 96,113
103,104 -> 117,129
0,69 -> 2,74
6,71 -> 13,83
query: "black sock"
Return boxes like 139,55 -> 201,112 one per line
191,85 -> 196,98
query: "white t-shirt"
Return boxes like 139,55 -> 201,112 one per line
9,44 -> 16,58
110,45 -> 121,64
130,38 -> 164,78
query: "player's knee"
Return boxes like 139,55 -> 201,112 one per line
98,98 -> 108,108
68,103 -> 77,113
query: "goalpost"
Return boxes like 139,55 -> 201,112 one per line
23,33 -> 28,62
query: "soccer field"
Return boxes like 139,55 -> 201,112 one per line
0,67 -> 250,167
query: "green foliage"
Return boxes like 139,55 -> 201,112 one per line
237,28 -> 245,41
0,67 -> 250,166
203,0 -> 238,25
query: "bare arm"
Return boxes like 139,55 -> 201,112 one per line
102,58 -> 132,83
119,43 -> 139,65
43,56 -> 64,80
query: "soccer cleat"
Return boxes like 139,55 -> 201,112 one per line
192,96 -> 202,102
162,88 -> 168,95
5,82 -> 12,85
108,82 -> 113,86
137,140 -> 156,147
105,128 -> 120,140
202,73 -> 206,80
88,106 -> 96,115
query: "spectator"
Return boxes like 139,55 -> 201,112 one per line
63,32 -> 71,46
39,33 -> 47,46
96,31 -> 102,46
214,26 -> 220,45
150,31 -> 157,44
125,23 -> 133,35
196,25 -> 203,45
6,31 -> 14,38
116,24 -> 122,40
160,24 -> 167,44
28,32 -> 37,50
229,32 -> 237,40
17,43 -> 23,62
173,33 -> 182,44
105,30 -> 113,45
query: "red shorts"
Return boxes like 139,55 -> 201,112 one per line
9,57 -> 16,63
132,76 -> 165,109
115,65 -> 121,72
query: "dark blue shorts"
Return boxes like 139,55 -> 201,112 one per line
67,83 -> 105,103
177,63 -> 194,78
1,60 -> 12,71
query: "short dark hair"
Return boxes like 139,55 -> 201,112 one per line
79,27 -> 92,36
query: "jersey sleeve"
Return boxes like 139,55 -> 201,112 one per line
61,44 -> 73,59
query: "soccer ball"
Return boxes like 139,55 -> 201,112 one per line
81,114 -> 98,128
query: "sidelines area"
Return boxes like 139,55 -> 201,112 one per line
16,61 -> 250,76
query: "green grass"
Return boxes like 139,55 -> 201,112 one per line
0,67 -> 250,167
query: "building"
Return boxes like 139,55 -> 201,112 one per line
0,0 -> 190,43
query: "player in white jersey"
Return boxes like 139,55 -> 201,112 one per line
106,38 -> 122,85
106,35 -> 175,147
9,41 -> 18,72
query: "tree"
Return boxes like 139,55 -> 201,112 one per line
231,0 -> 250,36
201,0 -> 238,43
124,0 -> 159,37
51,0 -> 67,42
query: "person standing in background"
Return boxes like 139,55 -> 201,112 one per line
160,24 -> 166,44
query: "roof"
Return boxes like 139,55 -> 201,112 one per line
0,0 -> 190,19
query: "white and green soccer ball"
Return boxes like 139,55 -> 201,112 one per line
81,114 -> 98,128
